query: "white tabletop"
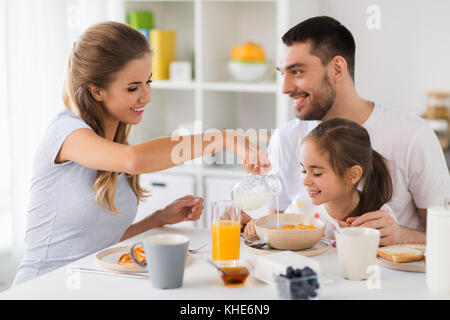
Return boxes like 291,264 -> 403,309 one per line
1,225 -> 449,300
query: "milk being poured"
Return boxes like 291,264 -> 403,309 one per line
231,174 -> 282,224
233,190 -> 270,211
276,194 -> 280,229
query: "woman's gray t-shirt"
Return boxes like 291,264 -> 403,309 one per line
13,109 -> 138,285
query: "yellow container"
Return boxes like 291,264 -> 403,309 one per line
212,221 -> 241,261
150,30 -> 176,80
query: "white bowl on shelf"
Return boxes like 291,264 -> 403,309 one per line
227,60 -> 269,82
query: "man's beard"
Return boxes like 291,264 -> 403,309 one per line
295,74 -> 336,121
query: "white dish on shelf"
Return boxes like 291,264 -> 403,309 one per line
227,61 -> 269,82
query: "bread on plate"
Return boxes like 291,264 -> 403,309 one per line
377,245 -> 424,263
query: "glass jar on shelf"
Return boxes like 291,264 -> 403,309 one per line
426,91 -> 450,120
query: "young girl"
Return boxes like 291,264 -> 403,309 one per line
244,118 -> 394,242
13,21 -> 268,286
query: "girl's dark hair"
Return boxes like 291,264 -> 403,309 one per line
303,118 -> 393,217
282,16 -> 356,80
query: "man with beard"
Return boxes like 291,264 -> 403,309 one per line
243,16 -> 449,245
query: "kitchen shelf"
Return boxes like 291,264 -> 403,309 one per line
201,81 -> 277,93
163,163 -> 247,178
151,80 -> 278,93
152,80 -> 197,90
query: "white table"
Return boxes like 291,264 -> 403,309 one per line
1,225 -> 449,300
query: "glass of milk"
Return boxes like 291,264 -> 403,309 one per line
426,196 -> 450,293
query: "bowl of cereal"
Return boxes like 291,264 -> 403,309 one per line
254,214 -> 325,250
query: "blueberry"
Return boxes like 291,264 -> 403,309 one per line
302,281 -> 317,297
302,267 -> 315,277
286,266 -> 295,278
290,282 -> 303,290
310,278 -> 320,289
294,269 -> 303,277
281,266 -> 320,299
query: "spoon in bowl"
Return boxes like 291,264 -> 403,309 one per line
240,233 -> 267,249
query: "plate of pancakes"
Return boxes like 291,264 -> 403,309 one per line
96,245 -> 147,273
96,244 -> 194,273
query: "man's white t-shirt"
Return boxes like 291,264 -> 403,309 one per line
266,102 -> 450,231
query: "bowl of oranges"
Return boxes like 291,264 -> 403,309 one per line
254,214 -> 325,250
228,42 -> 269,82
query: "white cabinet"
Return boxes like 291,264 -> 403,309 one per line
135,172 -> 196,228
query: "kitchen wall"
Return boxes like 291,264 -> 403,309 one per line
313,0 -> 450,116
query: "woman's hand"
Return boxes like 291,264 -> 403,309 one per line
227,130 -> 271,175
242,158 -> 272,175
160,195 -> 204,225
120,195 -> 203,241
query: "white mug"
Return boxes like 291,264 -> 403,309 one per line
335,227 -> 380,281
426,204 -> 450,293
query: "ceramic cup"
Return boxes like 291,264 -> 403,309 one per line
130,233 -> 189,289
335,227 -> 380,281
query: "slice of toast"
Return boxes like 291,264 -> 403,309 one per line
377,245 -> 424,263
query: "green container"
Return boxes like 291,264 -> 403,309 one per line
127,11 -> 154,30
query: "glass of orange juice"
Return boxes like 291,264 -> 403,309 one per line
211,200 -> 241,262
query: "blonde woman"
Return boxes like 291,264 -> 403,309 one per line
13,21 -> 269,285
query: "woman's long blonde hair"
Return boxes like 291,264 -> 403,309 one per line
62,21 -> 150,213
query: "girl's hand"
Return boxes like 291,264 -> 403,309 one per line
243,219 -> 259,240
160,195 -> 204,225
240,210 -> 252,233
347,210 -> 401,246
240,210 -> 252,226
336,219 -> 350,228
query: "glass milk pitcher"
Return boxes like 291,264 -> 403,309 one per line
231,174 -> 282,211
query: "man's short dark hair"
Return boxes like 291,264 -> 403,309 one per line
282,16 -> 356,80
